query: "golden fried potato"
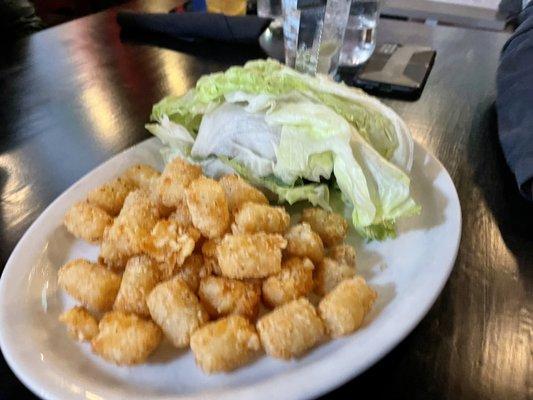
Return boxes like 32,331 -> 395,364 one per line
148,181 -> 174,219
58,306 -> 98,342
245,278 -> 263,289
201,238 -> 222,276
63,201 -> 113,243
314,257 -> 356,295
147,277 -> 209,348
91,311 -> 162,365
216,233 -> 287,279
262,257 -> 314,308
198,276 -> 261,319
87,177 -> 135,216
98,229 -> 129,271
155,157 -> 202,208
168,201 -> 203,244
349,276 -> 377,313
256,298 -> 325,359
190,315 -> 261,373
119,188 -> 160,221
284,222 -> 324,264
206,258 -> 221,276
301,208 -> 348,246
232,203 -> 290,234
174,253 -> 212,293
186,176 -> 230,239
142,219 -> 196,279
318,277 -> 377,337
168,200 -> 193,228
58,259 -> 121,312
122,164 -> 160,190
99,189 -> 159,270
218,174 -> 268,214
113,256 -> 161,317
328,244 -> 357,269
201,238 -> 220,259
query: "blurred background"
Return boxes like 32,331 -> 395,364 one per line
0,0 -> 523,33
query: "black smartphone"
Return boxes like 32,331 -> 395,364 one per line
341,43 -> 436,100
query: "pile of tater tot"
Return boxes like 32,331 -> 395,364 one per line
58,157 -> 377,373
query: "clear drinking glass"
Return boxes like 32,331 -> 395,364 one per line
282,0 -> 300,70
340,0 -> 379,67
282,0 -> 351,76
257,0 -> 283,20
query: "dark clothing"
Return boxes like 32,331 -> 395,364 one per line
0,0 -> 44,39
496,2 -> 533,200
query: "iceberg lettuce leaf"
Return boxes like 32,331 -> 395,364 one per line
221,157 -> 332,210
147,59 -> 419,240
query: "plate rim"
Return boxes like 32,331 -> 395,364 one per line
0,137 -> 462,400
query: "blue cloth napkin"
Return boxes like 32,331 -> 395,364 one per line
117,11 -> 272,44
496,3 -> 533,200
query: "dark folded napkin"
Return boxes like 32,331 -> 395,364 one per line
496,3 -> 533,201
117,11 -> 272,44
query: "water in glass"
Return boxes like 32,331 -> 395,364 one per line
257,0 -> 282,19
283,0 -> 351,76
340,0 -> 379,67
282,0 -> 300,69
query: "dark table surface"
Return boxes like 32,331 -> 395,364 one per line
1,1 -> 531,399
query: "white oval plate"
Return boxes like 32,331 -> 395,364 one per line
0,138 -> 461,400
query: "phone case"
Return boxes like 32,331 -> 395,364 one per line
343,44 -> 436,99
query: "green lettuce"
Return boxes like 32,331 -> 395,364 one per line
221,157 -> 332,211
192,60 -> 400,161
151,60 -> 406,162
147,59 -> 419,240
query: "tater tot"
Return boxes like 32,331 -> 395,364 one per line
205,257 -> 221,276
201,238 -> 222,276
118,188 -> 160,221
87,177 -> 135,216
328,243 -> 357,269
256,298 -> 325,359
218,174 -> 268,214
262,257 -> 314,308
348,276 -> 377,313
113,256 -> 161,317
201,238 -> 220,259
147,277 -> 209,348
217,233 -> 287,279
315,257 -> 356,295
91,311 -> 162,365
318,277 -> 377,337
58,259 -> 121,312
122,164 -> 160,190
64,201 -> 113,243
284,222 -> 324,264
148,181 -> 174,219
175,254 -> 212,293
198,276 -> 261,319
142,220 -> 196,279
99,189 -> 159,270
168,200 -> 193,228
98,229 -> 129,271
232,203 -> 290,234
58,306 -> 98,342
190,315 -> 261,373
301,208 -> 348,246
168,200 -> 203,244
186,176 -> 230,239
155,157 -> 202,208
